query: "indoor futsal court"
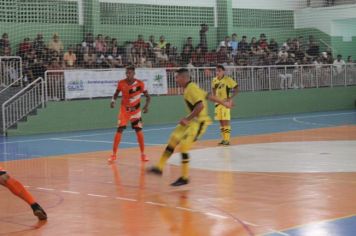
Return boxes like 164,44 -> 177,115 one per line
1,0 -> 356,235
1,110 -> 356,235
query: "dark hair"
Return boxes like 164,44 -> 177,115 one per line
176,68 -> 189,74
126,65 -> 136,71
216,64 -> 225,71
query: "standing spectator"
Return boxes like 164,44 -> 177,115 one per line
48,33 -> 64,55
333,54 -> 345,74
230,33 -> 239,59
74,44 -> 84,67
63,46 -> 77,68
199,24 -> 209,54
18,38 -> 32,57
0,33 -> 11,56
33,33 -> 46,56
181,46 -> 192,66
157,36 -> 167,49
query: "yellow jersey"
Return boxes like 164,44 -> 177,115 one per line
183,82 -> 212,123
212,76 -> 238,100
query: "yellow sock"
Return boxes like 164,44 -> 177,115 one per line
224,125 -> 231,142
181,153 -> 189,179
157,146 -> 174,170
220,127 -> 225,140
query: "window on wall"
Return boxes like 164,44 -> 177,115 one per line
232,9 -> 294,28
0,0 -> 79,24
100,3 -> 215,26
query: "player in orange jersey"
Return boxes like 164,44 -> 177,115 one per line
0,166 -> 47,220
109,66 -> 151,162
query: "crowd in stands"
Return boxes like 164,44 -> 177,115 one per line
0,24 -> 354,82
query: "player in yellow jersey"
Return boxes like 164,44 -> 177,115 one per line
211,65 -> 238,146
147,68 -> 232,186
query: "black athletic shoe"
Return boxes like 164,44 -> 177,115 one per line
146,166 -> 163,176
170,177 -> 189,187
31,203 -> 47,221
218,140 -> 230,146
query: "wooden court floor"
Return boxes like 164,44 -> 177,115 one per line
1,125 -> 356,236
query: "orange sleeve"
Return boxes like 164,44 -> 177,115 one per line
116,81 -> 122,92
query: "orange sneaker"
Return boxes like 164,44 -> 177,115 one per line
141,154 -> 149,162
108,154 -> 117,163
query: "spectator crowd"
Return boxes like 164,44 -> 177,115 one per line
0,23 -> 354,82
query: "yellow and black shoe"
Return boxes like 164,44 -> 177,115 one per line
146,166 -> 163,176
171,177 -> 189,187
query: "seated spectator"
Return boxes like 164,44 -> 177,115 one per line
250,37 -> 258,54
63,46 -> 77,68
33,33 -> 46,56
238,36 -> 250,54
95,34 -> 107,56
191,46 -> 205,67
0,33 -> 11,56
83,49 -> 97,68
181,46 -> 192,66
106,55 -> 123,68
147,35 -> 157,61
230,33 -> 239,58
133,35 -> 148,51
82,32 -> 96,54
347,56 -> 353,63
48,33 -> 64,55
204,49 -> 217,66
74,44 -> 84,67
47,58 -> 63,70
18,38 -> 32,57
217,36 -> 231,52
155,48 -> 168,66
216,46 -> 228,64
157,36 -> 167,49
268,38 -> 279,53
257,33 -> 268,50
182,37 -> 194,55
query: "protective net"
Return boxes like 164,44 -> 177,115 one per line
0,0 -> 355,135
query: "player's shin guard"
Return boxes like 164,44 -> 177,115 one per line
157,145 -> 175,170
220,127 -> 225,140
4,177 -> 36,205
181,153 -> 190,179
224,125 -> 231,142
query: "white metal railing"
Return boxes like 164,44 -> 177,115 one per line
1,77 -> 46,135
0,77 -> 24,95
44,63 -> 356,100
0,56 -> 23,87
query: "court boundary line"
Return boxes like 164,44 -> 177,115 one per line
1,110 -> 355,145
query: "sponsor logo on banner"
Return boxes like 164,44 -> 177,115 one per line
67,80 -> 84,91
64,69 -> 168,99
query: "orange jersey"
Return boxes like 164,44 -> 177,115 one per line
117,79 -> 146,112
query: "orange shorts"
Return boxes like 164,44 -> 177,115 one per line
118,106 -> 143,129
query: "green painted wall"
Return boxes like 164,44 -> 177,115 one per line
331,36 -> 356,59
0,23 -> 84,52
8,87 -> 356,136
